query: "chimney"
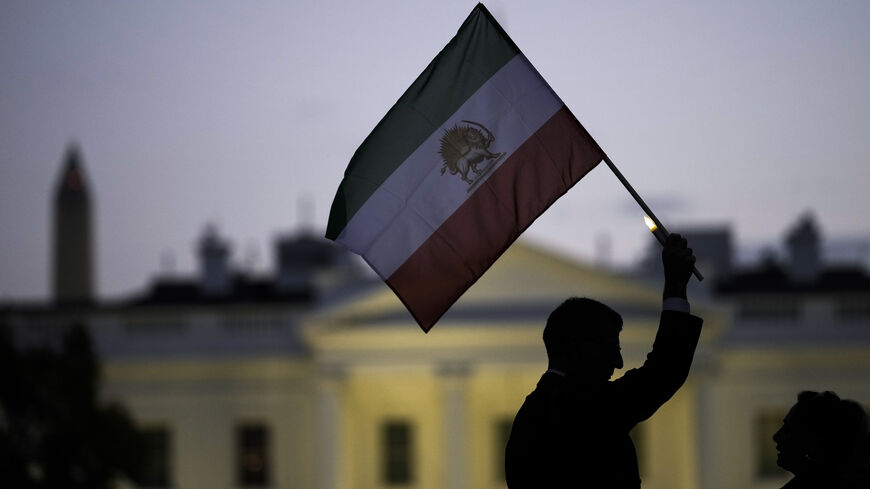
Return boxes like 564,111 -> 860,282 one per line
785,213 -> 821,282
198,225 -> 232,296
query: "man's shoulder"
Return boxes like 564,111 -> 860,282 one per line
515,374 -> 567,415
519,375 -> 553,406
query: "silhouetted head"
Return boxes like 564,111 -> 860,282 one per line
543,297 -> 623,382
773,391 -> 870,478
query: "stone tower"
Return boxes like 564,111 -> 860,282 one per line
53,143 -> 94,303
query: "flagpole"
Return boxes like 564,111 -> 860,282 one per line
602,154 -> 704,282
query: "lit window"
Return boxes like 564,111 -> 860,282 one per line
139,427 -> 171,488
238,424 -> 270,487
756,410 -> 788,478
382,420 -> 414,485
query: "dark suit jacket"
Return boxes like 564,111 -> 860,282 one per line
505,310 -> 703,489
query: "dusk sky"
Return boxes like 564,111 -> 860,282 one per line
2,0 -> 869,301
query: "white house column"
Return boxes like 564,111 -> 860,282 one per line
439,363 -> 470,489
317,363 -> 346,489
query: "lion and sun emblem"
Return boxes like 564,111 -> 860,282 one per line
438,120 -> 505,190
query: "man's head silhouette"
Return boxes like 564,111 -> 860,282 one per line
543,297 -> 624,382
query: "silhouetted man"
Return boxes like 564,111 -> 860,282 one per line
505,234 -> 703,489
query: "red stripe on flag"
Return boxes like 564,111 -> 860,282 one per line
386,107 -> 604,331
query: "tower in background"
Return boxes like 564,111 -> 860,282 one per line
53,143 -> 94,303
785,213 -> 821,282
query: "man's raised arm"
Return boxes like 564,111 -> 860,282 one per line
613,233 -> 703,425
662,233 -> 696,312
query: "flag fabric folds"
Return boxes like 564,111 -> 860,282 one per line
326,3 -> 604,332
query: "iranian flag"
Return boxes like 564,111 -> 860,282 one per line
326,3 -> 604,332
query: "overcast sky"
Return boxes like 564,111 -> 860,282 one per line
1,0 -> 869,301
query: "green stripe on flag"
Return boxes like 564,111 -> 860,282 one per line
326,4 -> 519,239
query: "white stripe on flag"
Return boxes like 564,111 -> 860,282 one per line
337,54 -> 563,279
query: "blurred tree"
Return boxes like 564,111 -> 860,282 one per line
0,322 -> 145,489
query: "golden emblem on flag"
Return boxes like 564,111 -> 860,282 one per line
438,120 -> 505,191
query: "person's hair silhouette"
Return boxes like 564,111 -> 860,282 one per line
774,390 -> 870,489
543,298 -> 624,383
505,234 -> 702,489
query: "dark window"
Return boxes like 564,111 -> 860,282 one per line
139,427 -> 171,488
837,297 -> 870,322
382,420 -> 414,485
124,317 -> 185,336
757,410 -> 788,478
495,418 -> 513,482
738,298 -> 800,322
238,424 -> 269,487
